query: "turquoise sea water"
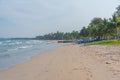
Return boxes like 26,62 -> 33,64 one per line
0,39 -> 58,71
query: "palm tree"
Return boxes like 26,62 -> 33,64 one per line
80,27 -> 89,37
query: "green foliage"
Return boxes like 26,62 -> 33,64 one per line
89,40 -> 120,45
36,31 -> 81,40
36,5 -> 120,40
80,27 -> 88,37
116,5 -> 120,16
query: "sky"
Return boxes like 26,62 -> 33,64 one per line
0,0 -> 119,38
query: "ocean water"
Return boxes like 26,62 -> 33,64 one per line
0,39 -> 58,71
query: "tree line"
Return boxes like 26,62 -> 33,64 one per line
36,5 -> 120,40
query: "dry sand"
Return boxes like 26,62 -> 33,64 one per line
0,42 -> 120,80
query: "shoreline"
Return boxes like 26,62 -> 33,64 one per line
0,42 -> 120,80
0,40 -> 59,71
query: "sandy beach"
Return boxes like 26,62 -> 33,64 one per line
0,42 -> 120,80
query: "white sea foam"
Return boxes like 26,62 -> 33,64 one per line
15,42 -> 22,45
7,48 -> 19,51
7,42 -> 22,45
5,40 -> 11,43
26,40 -> 43,44
18,45 -> 32,49
7,45 -> 32,51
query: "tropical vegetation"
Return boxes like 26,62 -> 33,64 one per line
36,5 -> 120,40
89,40 -> 120,45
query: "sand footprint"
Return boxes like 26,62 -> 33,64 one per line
85,67 -> 93,80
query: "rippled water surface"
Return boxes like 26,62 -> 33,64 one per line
0,39 -> 58,70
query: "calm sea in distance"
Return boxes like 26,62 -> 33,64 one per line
0,38 -> 58,71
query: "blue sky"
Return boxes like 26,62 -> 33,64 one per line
0,0 -> 119,38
